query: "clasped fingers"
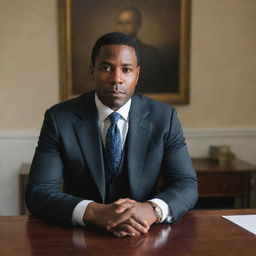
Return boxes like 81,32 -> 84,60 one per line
124,217 -> 149,234
107,206 -> 136,230
111,218 -> 149,237
115,201 -> 135,214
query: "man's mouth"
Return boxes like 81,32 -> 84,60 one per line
107,90 -> 125,96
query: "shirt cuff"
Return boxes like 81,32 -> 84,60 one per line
72,200 -> 93,226
149,198 -> 173,223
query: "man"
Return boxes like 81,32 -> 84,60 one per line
115,7 -> 142,39
26,32 -> 198,237
115,7 -> 172,93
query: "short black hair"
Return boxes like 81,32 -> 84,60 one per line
91,32 -> 140,67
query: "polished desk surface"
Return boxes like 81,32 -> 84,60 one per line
1,209 -> 256,256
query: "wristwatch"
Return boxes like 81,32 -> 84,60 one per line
146,201 -> 163,223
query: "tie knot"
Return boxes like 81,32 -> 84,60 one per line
109,112 -> 121,125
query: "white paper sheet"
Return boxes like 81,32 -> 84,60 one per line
222,215 -> 256,235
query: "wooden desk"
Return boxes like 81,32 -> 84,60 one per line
1,209 -> 255,256
193,158 -> 256,208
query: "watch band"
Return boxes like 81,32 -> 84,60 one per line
146,201 -> 163,223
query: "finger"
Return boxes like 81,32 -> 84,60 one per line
131,215 -> 150,230
111,224 -> 136,237
115,202 -> 134,214
114,198 -> 136,205
107,207 -> 135,229
126,218 -> 149,234
115,223 -> 140,236
112,231 -> 121,237
113,230 -> 131,237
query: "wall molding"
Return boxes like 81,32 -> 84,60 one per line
1,128 -> 255,140
184,128 -> 256,138
0,130 -> 39,140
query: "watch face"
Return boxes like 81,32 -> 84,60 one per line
155,206 -> 162,222
146,201 -> 163,223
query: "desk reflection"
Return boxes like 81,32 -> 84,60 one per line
25,217 -> 196,256
72,225 -> 172,255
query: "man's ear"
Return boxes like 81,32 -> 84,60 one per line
90,65 -> 94,81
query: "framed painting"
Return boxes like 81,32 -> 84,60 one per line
59,0 -> 191,104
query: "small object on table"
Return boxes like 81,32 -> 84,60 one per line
209,145 -> 235,164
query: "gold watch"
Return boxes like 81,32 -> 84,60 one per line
146,201 -> 163,223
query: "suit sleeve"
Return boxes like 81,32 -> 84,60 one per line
25,109 -> 84,225
155,108 -> 198,221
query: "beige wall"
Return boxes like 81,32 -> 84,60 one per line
0,0 -> 59,130
178,0 -> 256,128
1,0 -> 256,130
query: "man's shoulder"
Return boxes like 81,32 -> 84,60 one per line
131,94 -> 178,129
48,91 -> 94,114
132,93 -> 175,113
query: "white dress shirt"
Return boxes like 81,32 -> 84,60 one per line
72,93 -> 172,225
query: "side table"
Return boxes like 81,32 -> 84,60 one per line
193,158 -> 256,208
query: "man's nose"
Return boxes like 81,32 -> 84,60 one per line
110,69 -> 124,84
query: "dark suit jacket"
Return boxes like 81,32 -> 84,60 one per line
26,91 -> 198,225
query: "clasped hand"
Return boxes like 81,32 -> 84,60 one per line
84,198 -> 157,237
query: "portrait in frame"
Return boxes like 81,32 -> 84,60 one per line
59,0 -> 191,104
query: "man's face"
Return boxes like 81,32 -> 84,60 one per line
116,11 -> 140,37
91,45 -> 140,110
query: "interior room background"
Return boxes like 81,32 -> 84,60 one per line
1,0 -> 256,215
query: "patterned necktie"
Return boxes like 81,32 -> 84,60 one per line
106,112 -> 122,173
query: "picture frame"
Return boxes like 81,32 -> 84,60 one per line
59,0 -> 191,105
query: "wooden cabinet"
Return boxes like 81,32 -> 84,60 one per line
198,172 -> 249,197
193,158 -> 256,208
19,163 -> 30,215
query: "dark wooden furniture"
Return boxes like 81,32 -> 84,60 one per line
1,209 -> 256,256
19,163 -> 30,215
19,158 -> 256,213
193,158 -> 256,208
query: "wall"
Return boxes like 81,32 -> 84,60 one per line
0,0 -> 256,215
0,0 -> 59,215
0,0 -> 59,130
179,0 -> 256,128
1,0 -> 256,130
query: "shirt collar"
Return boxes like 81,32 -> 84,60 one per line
94,93 -> 131,122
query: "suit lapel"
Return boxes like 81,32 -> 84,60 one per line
127,95 -> 152,199
73,93 -> 105,202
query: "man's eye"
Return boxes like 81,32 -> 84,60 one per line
122,67 -> 132,73
101,65 -> 111,71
